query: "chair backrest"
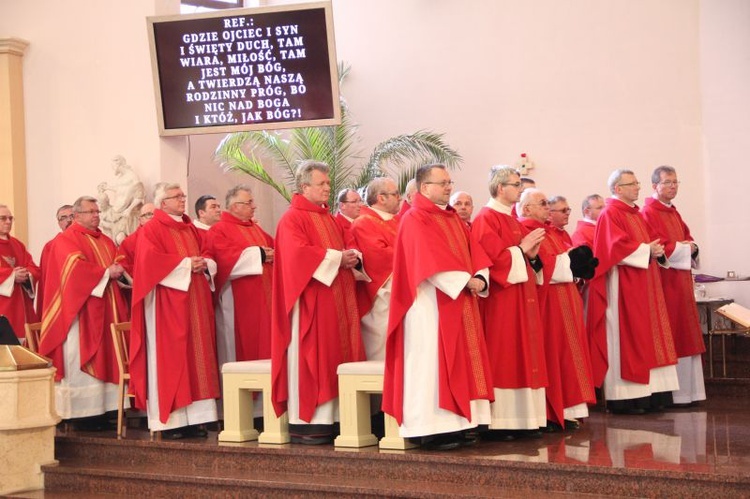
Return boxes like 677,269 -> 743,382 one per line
110,321 -> 132,377
24,322 -> 42,353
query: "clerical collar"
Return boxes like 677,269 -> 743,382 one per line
582,217 -> 597,225
486,197 -> 512,215
652,193 -> 672,207
193,219 -> 211,229
371,206 -> 395,220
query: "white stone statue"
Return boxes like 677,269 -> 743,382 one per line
97,155 -> 145,245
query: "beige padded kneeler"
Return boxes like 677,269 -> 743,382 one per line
218,359 -> 290,444
334,360 -> 416,450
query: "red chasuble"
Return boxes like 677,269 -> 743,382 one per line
383,193 -> 494,425
38,224 -> 128,383
553,226 -> 573,248
0,236 -> 40,338
640,198 -> 705,358
204,211 -> 274,361
587,198 -> 677,387
36,234 -> 62,318
271,194 -> 364,421
571,220 -> 596,249
520,218 -> 595,426
471,206 -> 548,391
350,206 -> 398,317
397,201 -> 411,218
129,210 -> 220,423
115,227 -> 140,276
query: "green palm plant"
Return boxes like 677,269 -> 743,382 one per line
214,63 -> 462,211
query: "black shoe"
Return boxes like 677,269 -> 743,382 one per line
543,421 -> 564,433
564,419 -> 581,430
521,429 -> 544,439
460,430 -> 479,447
161,428 -> 186,440
74,416 -> 115,432
204,421 -> 222,432
184,425 -> 208,438
421,433 -> 462,451
290,433 -> 334,445
480,430 -> 517,442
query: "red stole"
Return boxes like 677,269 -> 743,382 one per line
641,198 -> 704,357
129,209 -> 219,423
39,223 -> 128,383
271,194 -> 364,420
0,236 -> 40,338
383,193 -> 494,425
571,220 -> 596,249
471,207 -> 548,390
205,211 -> 274,360
350,206 -> 398,316
587,198 -> 677,387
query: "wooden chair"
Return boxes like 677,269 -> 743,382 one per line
110,321 -> 134,439
24,322 -> 42,353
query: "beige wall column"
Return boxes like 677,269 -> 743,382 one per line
0,37 -> 30,242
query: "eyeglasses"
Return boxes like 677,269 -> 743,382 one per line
381,191 -> 401,197
550,207 -> 572,214
618,182 -> 641,187
139,212 -> 154,219
423,181 -> 455,188
57,214 -> 74,222
234,201 -> 253,206
532,200 -> 549,207
502,182 -> 522,188
659,180 -> 681,187
341,199 -> 363,204
79,210 -> 101,215
164,194 -> 187,201
0,216 -> 14,222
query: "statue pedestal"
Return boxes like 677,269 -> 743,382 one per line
0,366 -> 61,495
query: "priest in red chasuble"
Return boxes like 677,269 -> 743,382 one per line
115,202 -> 155,278
0,204 -> 40,340
587,169 -> 678,414
640,165 -> 705,406
129,184 -> 220,439
271,161 -> 368,444
350,177 -> 400,360
38,196 -> 129,427
571,194 -> 604,249
470,166 -> 548,440
382,164 -> 494,451
204,185 -> 274,366
518,189 -> 597,430
334,188 -> 362,238
36,204 -> 74,317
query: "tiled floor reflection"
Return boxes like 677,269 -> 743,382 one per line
458,400 -> 750,477
58,398 -> 750,483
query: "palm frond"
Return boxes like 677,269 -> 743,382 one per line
214,133 -> 293,201
365,130 -> 462,180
